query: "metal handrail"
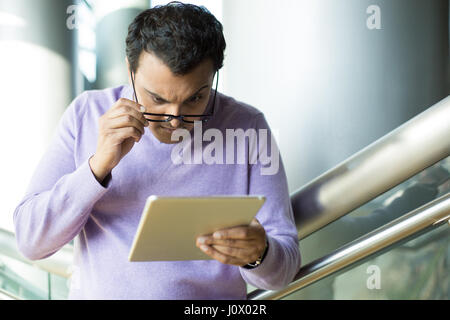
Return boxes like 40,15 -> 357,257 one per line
248,192 -> 450,300
0,287 -> 22,300
291,95 -> 450,240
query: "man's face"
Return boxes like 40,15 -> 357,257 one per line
130,51 -> 215,144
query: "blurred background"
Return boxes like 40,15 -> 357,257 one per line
0,0 -> 448,300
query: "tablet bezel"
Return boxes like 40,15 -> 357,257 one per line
128,195 -> 266,262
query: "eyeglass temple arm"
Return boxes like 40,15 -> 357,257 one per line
130,70 -> 139,104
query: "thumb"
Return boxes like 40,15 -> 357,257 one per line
250,218 -> 262,227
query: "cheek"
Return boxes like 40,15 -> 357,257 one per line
148,122 -> 158,130
148,123 -> 165,137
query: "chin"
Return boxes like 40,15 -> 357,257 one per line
159,136 -> 180,144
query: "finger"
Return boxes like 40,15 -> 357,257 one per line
106,115 -> 146,136
108,107 -> 149,128
250,218 -> 262,227
110,99 -> 149,127
114,97 -> 143,111
213,226 -> 259,240
197,236 -> 257,249
212,245 -> 258,262
198,245 -> 246,266
109,126 -> 143,143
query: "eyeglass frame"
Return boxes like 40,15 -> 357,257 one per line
130,68 -> 219,124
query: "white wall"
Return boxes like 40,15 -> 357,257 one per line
0,1 -> 75,232
221,0 -> 449,192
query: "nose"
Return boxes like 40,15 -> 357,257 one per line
169,118 -> 182,128
166,104 -> 183,128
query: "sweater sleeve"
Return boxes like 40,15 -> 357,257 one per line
13,93 -> 110,261
239,113 -> 301,291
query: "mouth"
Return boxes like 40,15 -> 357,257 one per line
161,126 -> 179,133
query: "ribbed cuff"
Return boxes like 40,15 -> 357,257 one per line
239,235 -> 278,279
68,158 -> 111,214
242,238 -> 269,269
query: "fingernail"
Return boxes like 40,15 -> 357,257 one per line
200,245 -> 209,252
197,237 -> 206,245
213,232 -> 222,239
140,106 -> 145,112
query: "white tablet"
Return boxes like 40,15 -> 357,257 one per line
128,195 -> 266,262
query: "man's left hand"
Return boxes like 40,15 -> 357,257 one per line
196,218 -> 267,267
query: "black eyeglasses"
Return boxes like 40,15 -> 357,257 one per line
130,69 -> 218,124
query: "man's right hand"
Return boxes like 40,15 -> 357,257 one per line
89,98 -> 149,183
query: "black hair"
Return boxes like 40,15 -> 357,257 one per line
125,1 -> 226,75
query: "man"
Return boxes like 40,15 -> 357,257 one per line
13,2 -> 301,299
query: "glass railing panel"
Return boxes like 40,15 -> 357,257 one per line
0,253 -> 48,299
247,157 -> 449,297
298,155 -> 449,267
247,156 -> 449,298
48,272 -> 70,300
0,252 -> 69,300
283,222 -> 449,300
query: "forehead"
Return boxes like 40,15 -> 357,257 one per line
136,51 -> 214,95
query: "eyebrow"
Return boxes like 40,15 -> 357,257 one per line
144,84 -> 209,103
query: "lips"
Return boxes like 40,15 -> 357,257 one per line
161,126 -> 178,132
161,125 -> 191,133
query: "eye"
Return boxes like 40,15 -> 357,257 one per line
152,96 -> 165,104
189,95 -> 203,103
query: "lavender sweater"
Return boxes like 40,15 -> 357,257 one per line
13,85 -> 301,300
